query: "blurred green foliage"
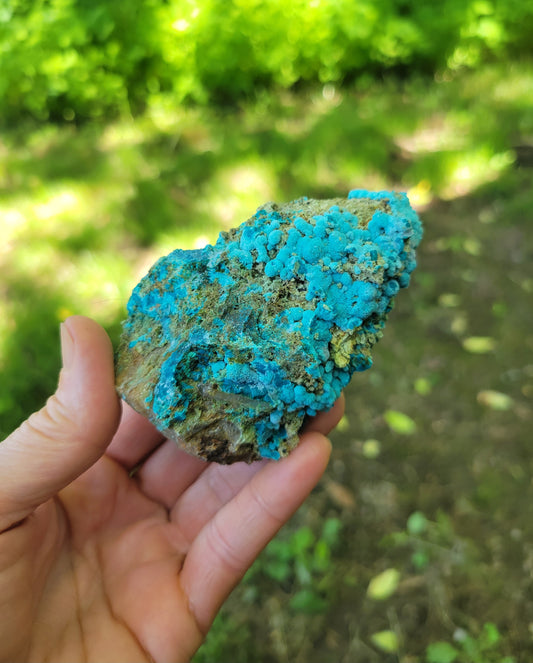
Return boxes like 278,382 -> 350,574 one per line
426,623 -> 516,663
1,0 -> 533,123
247,518 -> 343,614
2,60 -> 531,438
194,519 -> 343,661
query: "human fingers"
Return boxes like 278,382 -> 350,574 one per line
106,401 -> 165,470
134,439 -> 208,508
0,316 -> 121,532
168,459 -> 267,541
303,393 -> 345,435
141,396 -> 342,516
180,431 -> 331,632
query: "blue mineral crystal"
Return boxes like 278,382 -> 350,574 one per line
116,190 -> 423,463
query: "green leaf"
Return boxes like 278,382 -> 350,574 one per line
321,517 -> 343,547
264,559 -> 291,582
266,539 -> 292,562
289,589 -> 328,614
384,409 -> 417,435
462,336 -> 496,353
362,438 -> 381,458
313,539 -> 331,572
336,414 -> 350,432
290,526 -> 315,555
407,511 -> 429,535
492,301 -> 507,318
477,390 -> 514,411
438,293 -> 461,308
367,568 -> 401,600
426,641 -> 459,663
370,630 -> 399,653
294,557 -> 313,585
412,550 -> 430,570
463,237 -> 481,255
479,622 -> 501,649
415,377 -> 433,395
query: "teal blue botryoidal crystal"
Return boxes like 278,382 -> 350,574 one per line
116,190 -> 423,463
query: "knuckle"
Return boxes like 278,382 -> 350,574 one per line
205,467 -> 237,509
24,394 -> 78,443
206,517 -> 246,575
248,482 -> 284,528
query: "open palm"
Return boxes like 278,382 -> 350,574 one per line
0,317 -> 340,663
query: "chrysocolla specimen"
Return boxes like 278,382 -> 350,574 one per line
116,190 -> 423,463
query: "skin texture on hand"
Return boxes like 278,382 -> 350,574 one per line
0,316 -> 342,663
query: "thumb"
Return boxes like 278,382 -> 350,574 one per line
0,316 -> 121,530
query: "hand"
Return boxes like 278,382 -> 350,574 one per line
0,316 -> 343,663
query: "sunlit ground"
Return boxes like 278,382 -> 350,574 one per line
1,60 -> 533,661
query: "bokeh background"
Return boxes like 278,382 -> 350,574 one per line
1,1 -> 532,660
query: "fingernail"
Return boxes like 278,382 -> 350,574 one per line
60,321 -> 76,368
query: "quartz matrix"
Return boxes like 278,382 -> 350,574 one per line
116,190 -> 423,463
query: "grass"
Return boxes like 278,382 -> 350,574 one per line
1,60 -> 533,661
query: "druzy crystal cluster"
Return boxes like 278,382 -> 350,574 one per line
116,190 -> 423,463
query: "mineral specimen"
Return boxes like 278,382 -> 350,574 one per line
116,190 -> 423,464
